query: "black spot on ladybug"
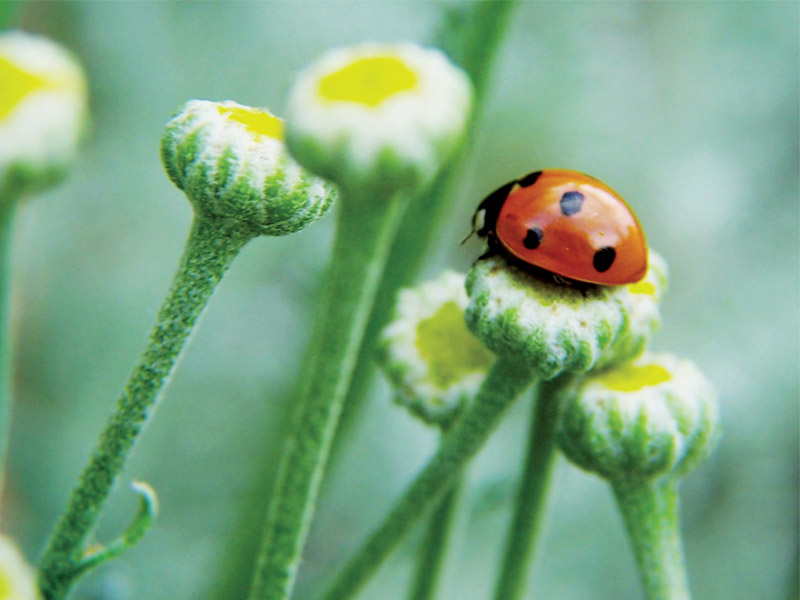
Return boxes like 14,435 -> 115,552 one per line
593,247 -> 616,272
517,171 -> 542,187
523,227 -> 543,250
560,191 -> 584,216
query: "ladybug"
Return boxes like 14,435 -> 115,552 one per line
471,169 -> 648,286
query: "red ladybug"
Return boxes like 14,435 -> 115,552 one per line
472,169 -> 647,285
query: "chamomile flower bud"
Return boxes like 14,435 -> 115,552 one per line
557,353 -> 719,481
379,270 -> 495,427
286,43 -> 472,196
0,30 -> 88,200
160,99 -> 335,236
0,534 -> 39,600
465,250 -> 668,381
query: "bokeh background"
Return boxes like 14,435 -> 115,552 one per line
4,2 -> 798,599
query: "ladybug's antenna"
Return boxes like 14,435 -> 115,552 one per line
460,229 -> 475,245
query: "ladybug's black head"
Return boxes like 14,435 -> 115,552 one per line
472,180 -> 514,238
471,171 -> 542,239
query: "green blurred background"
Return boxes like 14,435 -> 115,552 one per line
3,2 -> 798,599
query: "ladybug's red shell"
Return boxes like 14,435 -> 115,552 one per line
474,169 -> 647,285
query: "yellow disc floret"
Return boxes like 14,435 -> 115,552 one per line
416,301 -> 494,390
628,280 -> 656,295
217,104 -> 284,141
0,56 -> 48,120
595,363 -> 671,392
317,56 -> 418,107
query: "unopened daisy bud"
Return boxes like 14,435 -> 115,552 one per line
379,270 -> 495,427
286,43 -> 472,196
161,99 -> 335,236
0,30 -> 88,201
0,534 -> 39,600
465,250 -> 667,380
557,353 -> 719,481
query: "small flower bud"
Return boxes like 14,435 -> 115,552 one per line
465,250 -> 667,381
557,353 -> 720,481
286,43 -> 472,196
160,99 -> 336,236
379,270 -> 495,427
0,30 -> 88,200
0,533 -> 39,599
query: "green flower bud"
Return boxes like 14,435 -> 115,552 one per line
557,353 -> 720,481
160,99 -> 336,236
465,250 -> 667,380
286,43 -> 473,196
379,270 -> 495,428
0,30 -> 88,201
0,533 -> 39,599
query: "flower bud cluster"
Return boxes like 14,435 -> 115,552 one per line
463,247 -> 719,481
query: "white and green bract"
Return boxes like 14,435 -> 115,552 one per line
286,43 -> 472,196
379,270 -> 494,427
558,352 -> 720,481
161,99 -> 335,236
465,250 -> 667,380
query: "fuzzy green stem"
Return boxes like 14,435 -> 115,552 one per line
612,477 -> 691,600
407,477 -> 462,600
247,192 -> 408,600
331,0 -> 518,462
321,358 -> 536,600
37,217 -> 253,600
0,201 -> 15,504
491,377 -> 567,600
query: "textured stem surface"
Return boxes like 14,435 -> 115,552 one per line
322,358 -> 536,600
247,193 -> 407,600
0,201 -> 14,504
407,477 -> 463,600
612,478 -> 691,600
331,0 -> 518,462
37,217 -> 252,600
491,377 -> 566,600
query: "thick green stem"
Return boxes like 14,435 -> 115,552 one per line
0,201 -> 15,504
407,477 -> 462,600
491,377 -> 567,600
321,358 -> 536,600
612,478 -> 691,600
37,217 -> 252,600
247,193 -> 407,600
330,0 -> 518,462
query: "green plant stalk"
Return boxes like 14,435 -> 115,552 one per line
210,5 -> 519,596
491,377 -> 567,600
247,192 -> 408,600
321,358 -> 536,600
612,477 -> 691,600
330,0 -> 518,461
407,477 -> 462,600
0,201 -> 15,503
37,217 -> 254,600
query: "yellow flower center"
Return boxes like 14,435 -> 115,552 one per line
628,281 -> 656,295
416,301 -> 494,390
0,567 -> 12,596
597,363 -> 672,392
0,55 -> 48,120
218,105 -> 284,140
318,56 -> 418,107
